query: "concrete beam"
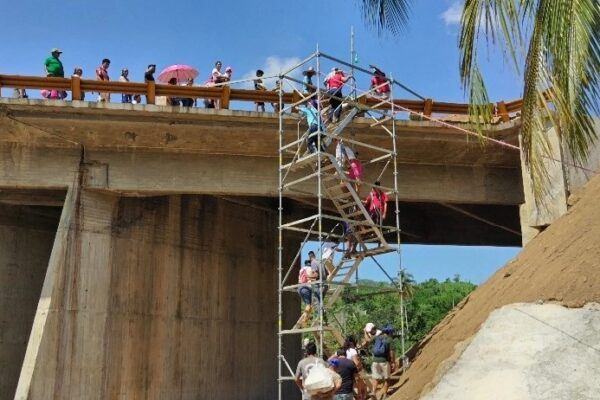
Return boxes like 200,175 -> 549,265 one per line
0,144 -> 523,205
1,98 -> 520,168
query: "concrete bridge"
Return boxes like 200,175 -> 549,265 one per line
0,96 -> 528,399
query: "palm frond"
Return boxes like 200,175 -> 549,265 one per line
460,0 -> 600,200
459,0 -> 522,134
359,0 -> 411,36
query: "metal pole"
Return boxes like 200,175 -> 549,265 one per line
350,26 -> 357,100
319,51 -> 425,100
315,44 -> 325,358
389,72 -> 407,366
277,74 -> 284,400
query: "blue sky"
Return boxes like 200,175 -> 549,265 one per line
1,0 -> 523,102
1,0 -> 523,284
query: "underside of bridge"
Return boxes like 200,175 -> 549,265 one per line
0,99 -> 523,399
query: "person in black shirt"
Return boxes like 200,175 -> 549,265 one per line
332,349 -> 358,400
144,64 -> 156,82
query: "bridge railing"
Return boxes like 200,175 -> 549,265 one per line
0,74 -> 522,121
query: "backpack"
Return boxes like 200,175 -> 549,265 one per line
372,335 -> 389,358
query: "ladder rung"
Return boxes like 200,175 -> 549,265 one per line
280,326 -> 333,335
346,210 -> 367,218
331,192 -> 353,200
280,153 -> 317,171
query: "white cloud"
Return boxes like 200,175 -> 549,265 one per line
241,56 -> 303,89
441,1 -> 463,26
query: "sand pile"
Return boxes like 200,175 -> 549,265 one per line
391,174 -> 600,399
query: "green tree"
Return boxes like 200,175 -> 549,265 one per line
331,277 -> 476,352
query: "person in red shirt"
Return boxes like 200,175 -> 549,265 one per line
363,181 -> 389,227
96,58 -> 111,102
370,71 -> 390,100
370,66 -> 391,119
325,67 -> 352,123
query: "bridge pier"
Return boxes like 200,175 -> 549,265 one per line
10,186 -> 299,400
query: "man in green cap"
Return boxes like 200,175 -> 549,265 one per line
44,48 -> 64,78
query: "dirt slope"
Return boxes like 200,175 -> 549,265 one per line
391,174 -> 600,400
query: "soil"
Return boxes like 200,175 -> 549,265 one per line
390,174 -> 600,400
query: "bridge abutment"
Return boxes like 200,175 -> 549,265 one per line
13,187 -> 299,400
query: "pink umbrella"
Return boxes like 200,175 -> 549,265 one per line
158,64 -> 199,83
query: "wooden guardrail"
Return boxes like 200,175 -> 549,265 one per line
0,74 -> 522,121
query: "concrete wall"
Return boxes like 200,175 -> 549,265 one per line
564,119 -> 600,193
520,119 -> 600,244
0,205 -> 58,399
16,190 -> 299,400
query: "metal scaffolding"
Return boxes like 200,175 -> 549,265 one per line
276,49 -> 411,399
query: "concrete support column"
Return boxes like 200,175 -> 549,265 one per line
16,189 -> 298,400
519,127 -> 568,245
519,120 -> 600,245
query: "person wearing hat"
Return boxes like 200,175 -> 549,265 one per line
330,348 -> 359,400
370,324 -> 396,400
361,322 -> 381,347
44,48 -> 64,78
303,66 -> 316,95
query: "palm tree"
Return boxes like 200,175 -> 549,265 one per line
359,0 -> 600,195
357,0 -> 412,35
459,0 -> 600,194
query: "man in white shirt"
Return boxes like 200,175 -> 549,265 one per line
321,239 -> 341,278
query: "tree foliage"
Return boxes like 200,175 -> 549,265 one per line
358,0 -> 412,35
459,0 -> 600,196
330,277 -> 476,352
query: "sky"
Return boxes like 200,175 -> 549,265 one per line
1,0 -> 523,284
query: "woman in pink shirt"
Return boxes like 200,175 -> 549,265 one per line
325,68 -> 352,123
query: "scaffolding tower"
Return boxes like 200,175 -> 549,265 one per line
276,50 -> 410,399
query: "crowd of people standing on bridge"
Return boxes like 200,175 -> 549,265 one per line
15,48 -> 391,110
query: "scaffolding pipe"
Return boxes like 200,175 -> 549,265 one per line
277,49 -> 408,397
390,72 -> 407,366
319,51 -> 425,100
277,74 -> 284,400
